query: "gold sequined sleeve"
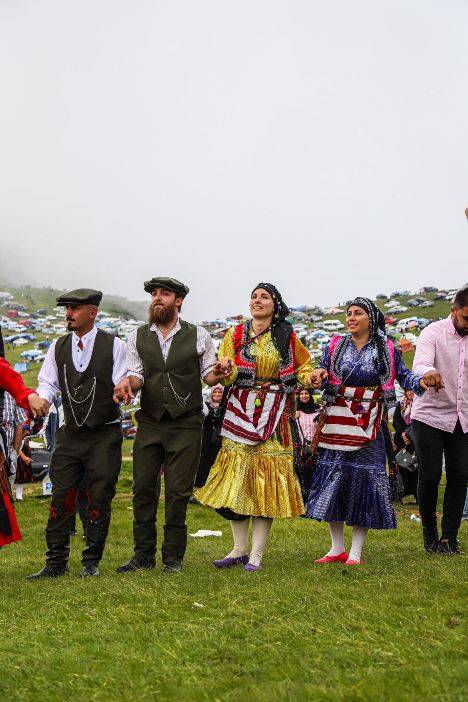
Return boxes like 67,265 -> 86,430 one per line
218,327 -> 238,386
293,335 -> 313,387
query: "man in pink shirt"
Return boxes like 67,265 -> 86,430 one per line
411,286 -> 468,554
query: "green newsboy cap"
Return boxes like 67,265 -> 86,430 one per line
56,288 -> 103,306
143,277 -> 190,298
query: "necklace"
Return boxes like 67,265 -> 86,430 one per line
63,364 -> 97,428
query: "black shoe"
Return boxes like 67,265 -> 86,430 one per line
27,565 -> 68,580
423,526 -> 439,553
437,538 -> 461,555
82,564 -> 100,577
188,495 -> 201,505
163,561 -> 183,573
116,556 -> 155,573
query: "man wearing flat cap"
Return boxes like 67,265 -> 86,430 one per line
29,289 -> 128,579
114,277 -> 231,573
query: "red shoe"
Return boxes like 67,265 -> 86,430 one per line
344,558 -> 362,565
314,551 -> 348,564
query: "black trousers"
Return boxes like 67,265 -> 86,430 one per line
132,411 -> 203,564
412,419 -> 468,539
45,423 -> 122,567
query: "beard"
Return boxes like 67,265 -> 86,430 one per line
148,302 -> 178,325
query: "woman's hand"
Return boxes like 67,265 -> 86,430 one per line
212,357 -> 233,379
28,393 -> 50,418
420,370 -> 444,392
310,369 -> 328,388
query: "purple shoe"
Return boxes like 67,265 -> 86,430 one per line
212,555 -> 249,569
244,562 -> 262,571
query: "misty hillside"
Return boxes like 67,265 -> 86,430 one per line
0,281 -> 148,321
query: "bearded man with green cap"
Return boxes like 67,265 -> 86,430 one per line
114,277 -> 232,573
29,288 -> 128,579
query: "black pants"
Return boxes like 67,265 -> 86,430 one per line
45,424 -> 122,567
412,419 -> 468,539
132,411 -> 203,564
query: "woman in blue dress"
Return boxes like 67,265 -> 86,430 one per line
306,297 -> 439,565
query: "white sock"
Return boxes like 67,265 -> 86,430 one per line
249,517 -> 273,566
15,484 -> 24,501
327,521 -> 345,556
225,519 -> 249,558
348,526 -> 368,562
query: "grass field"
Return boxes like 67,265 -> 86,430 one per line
1,458 -> 467,702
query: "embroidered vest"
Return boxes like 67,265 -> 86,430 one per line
327,335 -> 396,392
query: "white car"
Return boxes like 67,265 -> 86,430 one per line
388,306 -> 408,313
322,320 -> 345,331
384,300 -> 399,308
419,300 -> 434,308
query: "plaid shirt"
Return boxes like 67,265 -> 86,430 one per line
2,392 -> 27,448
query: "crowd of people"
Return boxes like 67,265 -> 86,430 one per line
0,277 -> 466,577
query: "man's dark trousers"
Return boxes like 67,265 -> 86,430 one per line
132,410 -> 203,565
46,424 -> 122,568
412,419 -> 468,539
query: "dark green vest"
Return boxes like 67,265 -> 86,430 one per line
55,329 -> 120,431
136,321 -> 202,421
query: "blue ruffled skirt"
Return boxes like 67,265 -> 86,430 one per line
305,431 -> 397,529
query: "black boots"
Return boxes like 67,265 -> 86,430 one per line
423,526 -> 439,553
116,555 -> 156,573
28,565 -> 68,580
437,538 -> 461,555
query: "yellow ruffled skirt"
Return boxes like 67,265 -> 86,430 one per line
194,430 -> 305,518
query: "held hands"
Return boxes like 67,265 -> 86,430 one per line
309,368 -> 328,388
27,393 -> 50,418
420,370 -> 444,392
113,378 -> 134,405
212,357 -> 233,380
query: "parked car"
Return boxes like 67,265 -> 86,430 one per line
420,286 -> 438,293
407,299 -> 421,307
322,320 -> 345,331
419,301 -> 434,308
376,294 -> 388,300
388,306 -> 408,313
384,300 -> 399,308
384,316 -> 397,325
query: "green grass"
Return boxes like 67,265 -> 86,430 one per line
1,459 -> 466,702
2,287 -> 464,700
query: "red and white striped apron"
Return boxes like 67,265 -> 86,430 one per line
318,385 -> 383,452
221,385 -> 286,446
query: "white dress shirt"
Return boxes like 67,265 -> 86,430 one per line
126,317 -> 216,383
37,326 -> 128,404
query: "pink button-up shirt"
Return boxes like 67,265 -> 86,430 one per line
411,316 -> 468,433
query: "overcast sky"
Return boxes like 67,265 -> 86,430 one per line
1,1 -> 467,320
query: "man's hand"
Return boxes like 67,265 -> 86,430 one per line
310,369 -> 328,388
420,370 -> 444,392
113,378 -> 134,405
28,393 -> 50,418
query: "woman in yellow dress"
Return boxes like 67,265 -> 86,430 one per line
195,283 -> 313,570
